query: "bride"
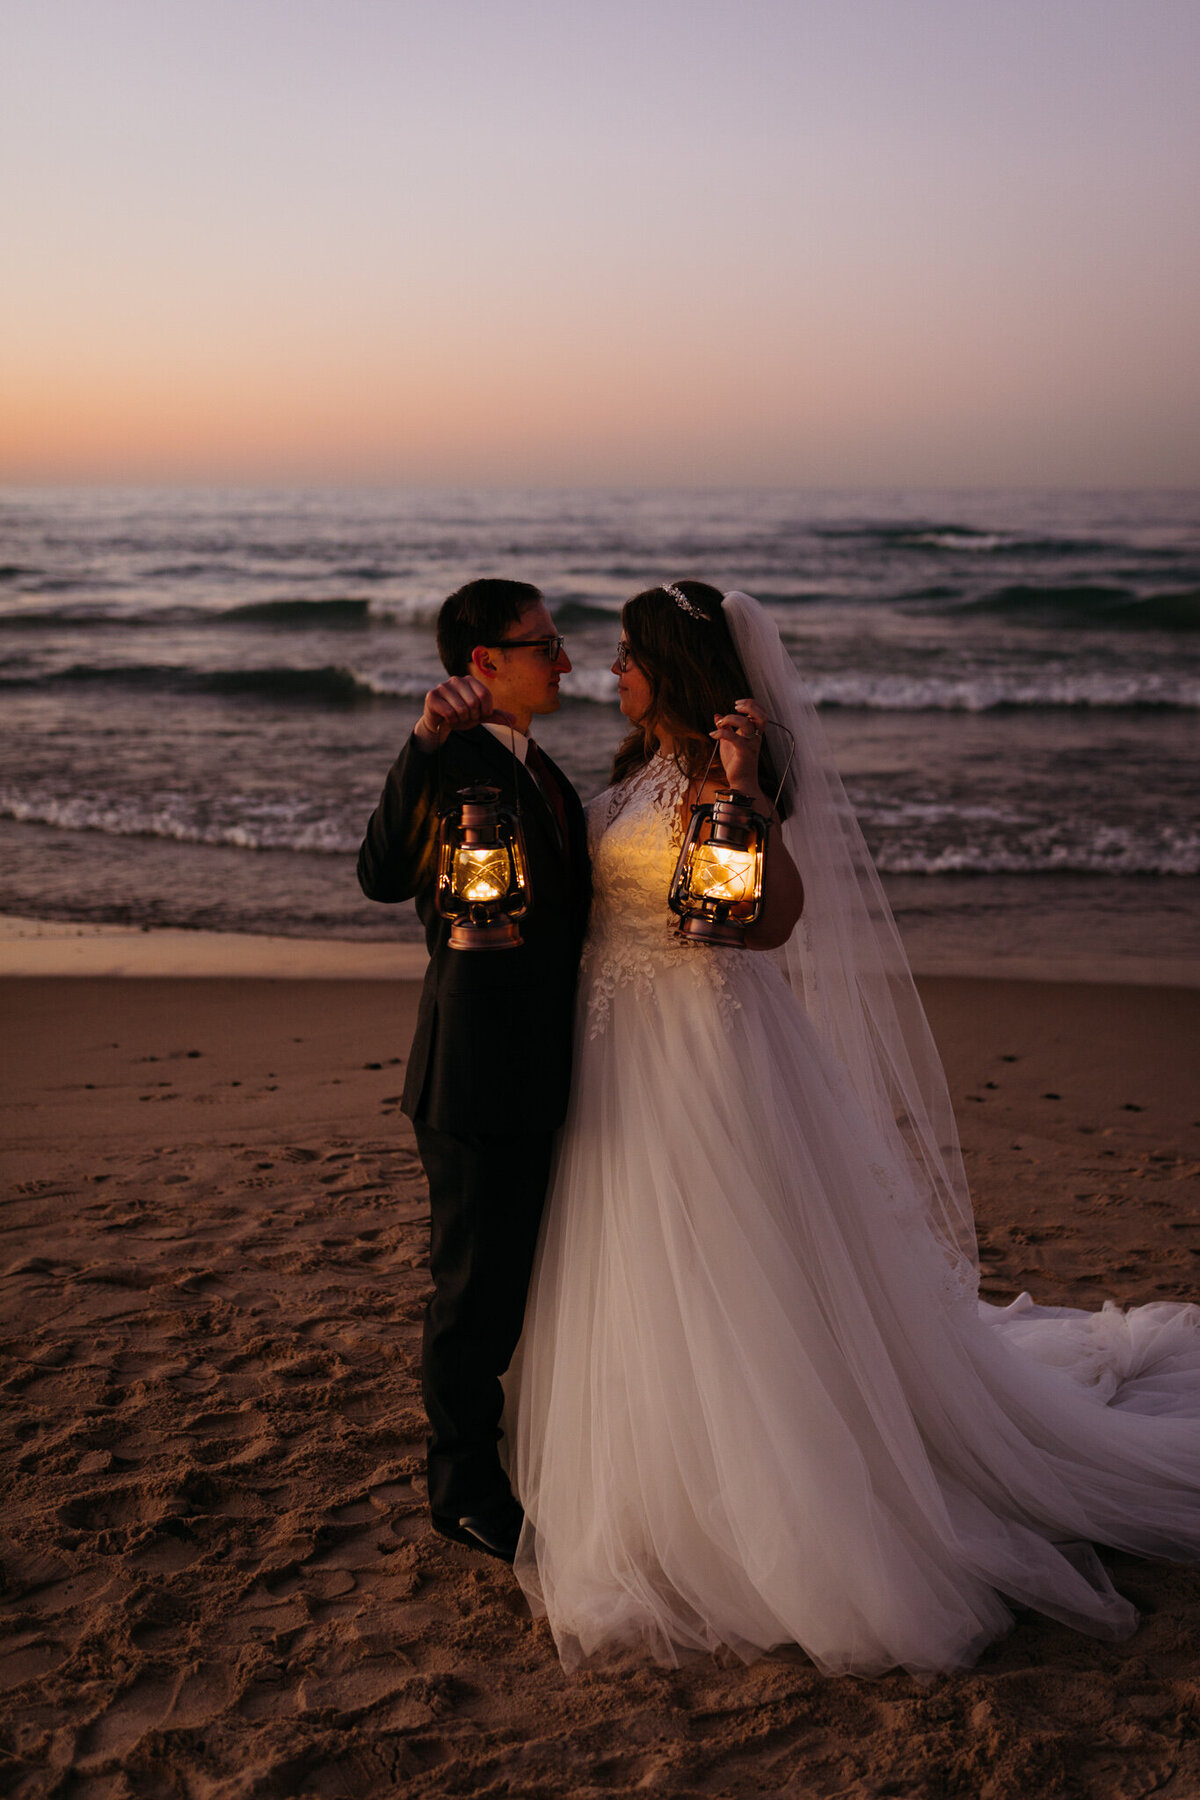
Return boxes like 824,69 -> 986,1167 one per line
504,581 -> 1200,1677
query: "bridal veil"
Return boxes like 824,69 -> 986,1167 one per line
723,589 -> 978,1292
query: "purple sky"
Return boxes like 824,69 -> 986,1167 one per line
3,0 -> 1198,485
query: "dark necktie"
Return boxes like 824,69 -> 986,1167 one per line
524,739 -> 569,852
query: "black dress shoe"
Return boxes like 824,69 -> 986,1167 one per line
431,1495 -> 524,1564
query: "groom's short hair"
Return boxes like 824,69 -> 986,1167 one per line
437,579 -> 544,676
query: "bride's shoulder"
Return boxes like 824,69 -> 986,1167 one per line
585,764 -> 645,834
585,780 -> 621,821
586,757 -> 687,841
584,777 -> 616,831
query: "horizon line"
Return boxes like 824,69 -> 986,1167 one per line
3,477 -> 1199,497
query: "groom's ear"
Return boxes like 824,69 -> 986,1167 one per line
470,644 -> 497,679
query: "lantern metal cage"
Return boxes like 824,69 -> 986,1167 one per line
435,784 -> 532,950
667,718 -> 795,948
668,788 -> 769,944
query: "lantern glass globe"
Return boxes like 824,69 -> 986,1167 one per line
453,846 -> 511,905
690,843 -> 757,905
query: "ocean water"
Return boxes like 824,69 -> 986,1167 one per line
1,485 -> 1197,965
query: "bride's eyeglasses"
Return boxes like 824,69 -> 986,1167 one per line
615,642 -> 633,672
482,635 -> 566,663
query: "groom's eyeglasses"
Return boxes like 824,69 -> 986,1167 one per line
481,635 -> 566,663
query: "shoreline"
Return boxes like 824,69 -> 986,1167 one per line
0,912 -> 429,980
2,909 -> 1199,987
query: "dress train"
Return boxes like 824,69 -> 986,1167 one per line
504,756 -> 1200,1675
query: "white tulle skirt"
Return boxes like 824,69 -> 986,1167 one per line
505,949 -> 1200,1676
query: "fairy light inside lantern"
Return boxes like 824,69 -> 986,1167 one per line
436,785 -> 531,950
669,788 -> 768,946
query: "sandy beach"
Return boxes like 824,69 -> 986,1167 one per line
3,943 -> 1200,1799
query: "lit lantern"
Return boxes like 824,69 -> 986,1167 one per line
435,785 -> 532,950
669,788 -> 768,945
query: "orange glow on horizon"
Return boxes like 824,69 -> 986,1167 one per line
3,4 -> 1198,489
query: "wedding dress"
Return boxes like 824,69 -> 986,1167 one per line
504,598 -> 1200,1678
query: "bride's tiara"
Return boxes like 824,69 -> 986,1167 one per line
664,582 -> 709,621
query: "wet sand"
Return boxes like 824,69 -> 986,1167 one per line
2,965 -> 1200,1798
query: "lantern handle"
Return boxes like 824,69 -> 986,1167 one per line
433,717 -> 525,823
767,720 -> 797,816
694,717 -> 797,821
506,722 -> 523,822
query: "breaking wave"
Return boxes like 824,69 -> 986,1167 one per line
220,597 -> 374,626
805,671 -> 1200,711
2,660 -> 1196,711
0,788 -> 361,856
5,785 -> 1197,876
812,521 -> 1110,557
19,662 -> 391,704
223,594 -> 444,626
874,839 -> 1200,877
941,585 -> 1200,629
0,657 -> 622,707
0,593 -> 445,630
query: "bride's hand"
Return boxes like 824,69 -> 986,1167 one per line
711,698 -> 768,795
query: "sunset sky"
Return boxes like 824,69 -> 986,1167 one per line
2,0 -> 1198,487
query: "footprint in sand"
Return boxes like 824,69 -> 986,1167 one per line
185,1408 -> 265,1440
110,1349 -> 187,1382
171,1269 -> 237,1299
328,1497 -> 378,1525
168,1361 -> 221,1396
0,1636 -> 69,1694
77,1665 -> 231,1763
57,1485 -> 177,1533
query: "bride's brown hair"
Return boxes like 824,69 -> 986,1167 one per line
611,580 -> 781,800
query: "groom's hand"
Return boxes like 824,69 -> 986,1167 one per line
414,676 -> 516,752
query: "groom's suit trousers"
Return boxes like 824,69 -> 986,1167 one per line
414,1120 -> 554,1516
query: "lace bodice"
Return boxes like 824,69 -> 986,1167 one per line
582,756 -> 741,1035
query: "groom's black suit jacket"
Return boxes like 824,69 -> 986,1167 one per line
357,727 -> 591,1138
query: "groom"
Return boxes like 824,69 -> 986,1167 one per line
357,579 -> 590,1563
